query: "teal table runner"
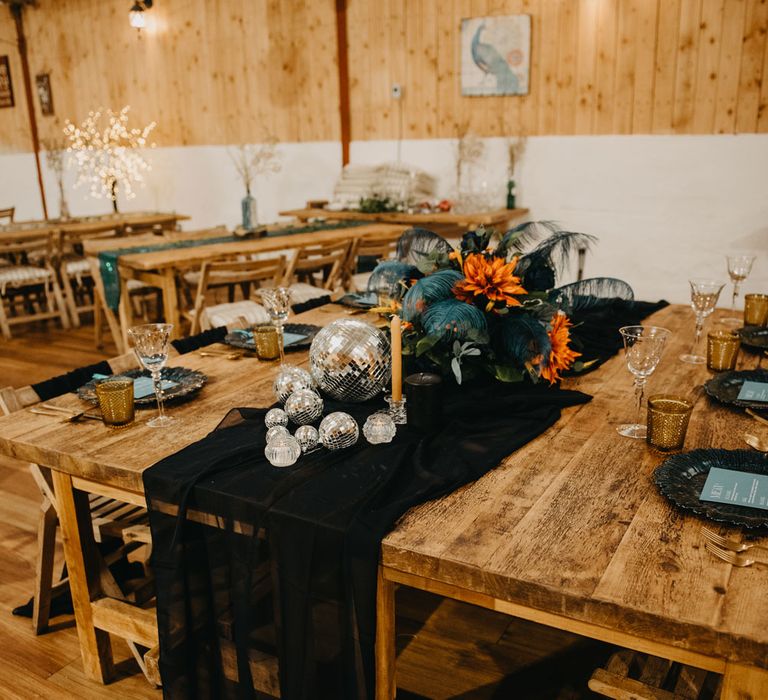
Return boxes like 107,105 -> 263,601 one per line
98,221 -> 367,310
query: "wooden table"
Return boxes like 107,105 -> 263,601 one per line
279,206 -> 528,238
85,223 -> 405,349
0,305 -> 766,697
0,212 -> 189,243
376,304 -> 768,699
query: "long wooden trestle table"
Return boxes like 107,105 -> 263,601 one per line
83,223 -> 406,351
0,304 -> 766,697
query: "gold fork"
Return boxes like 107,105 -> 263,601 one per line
705,541 -> 767,568
701,526 -> 768,554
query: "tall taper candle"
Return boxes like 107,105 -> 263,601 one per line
391,315 -> 402,401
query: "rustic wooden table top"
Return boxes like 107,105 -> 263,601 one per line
1,303 -> 766,671
382,304 -> 768,670
104,223 -> 406,272
279,207 -> 529,226
0,212 -> 189,242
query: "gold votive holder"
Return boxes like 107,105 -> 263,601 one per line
744,294 -> 768,327
253,325 -> 280,360
95,378 -> 135,427
706,330 -> 740,371
646,395 -> 693,452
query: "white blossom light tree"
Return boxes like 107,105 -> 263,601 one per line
64,106 -> 156,213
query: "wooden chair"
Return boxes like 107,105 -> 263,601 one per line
0,206 -> 14,223
189,255 -> 287,334
0,366 -> 159,685
56,227 -> 119,331
283,238 -> 352,304
0,233 -> 70,339
344,229 -> 402,291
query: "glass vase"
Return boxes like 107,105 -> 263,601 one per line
241,193 -> 258,231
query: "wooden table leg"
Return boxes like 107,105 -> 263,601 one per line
52,470 -> 114,682
375,566 -> 396,700
160,269 -> 182,339
722,662 -> 768,699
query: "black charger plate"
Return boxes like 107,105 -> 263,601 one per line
704,368 -> 768,409
653,448 -> 768,529
77,367 -> 208,407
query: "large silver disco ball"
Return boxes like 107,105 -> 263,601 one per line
309,319 -> 391,402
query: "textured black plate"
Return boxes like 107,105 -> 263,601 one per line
739,325 -> 768,351
704,369 -> 768,409
654,449 -> 768,528
224,323 -> 321,352
338,292 -> 377,309
77,366 -> 208,407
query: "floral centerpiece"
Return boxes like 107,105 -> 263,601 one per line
369,222 -> 599,385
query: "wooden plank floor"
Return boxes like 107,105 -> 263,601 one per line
0,318 -> 612,699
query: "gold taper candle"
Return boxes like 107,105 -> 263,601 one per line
391,315 -> 402,401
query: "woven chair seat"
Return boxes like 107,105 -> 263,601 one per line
0,265 -> 52,294
204,300 -> 270,329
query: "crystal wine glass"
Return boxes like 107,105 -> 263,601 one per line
127,323 -> 175,428
262,287 -> 291,363
680,279 -> 725,364
618,325 -> 671,439
723,255 -> 756,326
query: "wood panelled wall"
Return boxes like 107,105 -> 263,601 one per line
346,0 -> 768,139
0,0 -> 766,155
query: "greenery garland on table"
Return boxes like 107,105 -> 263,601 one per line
369,221 -> 602,385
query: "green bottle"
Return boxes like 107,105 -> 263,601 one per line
506,179 -> 516,209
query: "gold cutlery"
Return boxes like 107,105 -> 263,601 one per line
744,432 -> 768,452
705,541 -> 767,568
746,408 -> 768,427
197,350 -> 243,360
701,526 -> 768,554
30,408 -> 102,422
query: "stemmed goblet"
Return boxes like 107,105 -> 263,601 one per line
127,323 -> 175,428
618,325 -> 671,439
723,255 -> 756,326
262,287 -> 292,363
680,279 -> 725,364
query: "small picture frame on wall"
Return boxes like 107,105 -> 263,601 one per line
36,73 -> 53,115
0,56 -> 15,108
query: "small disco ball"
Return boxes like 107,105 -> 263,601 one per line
265,407 -> 288,428
285,389 -> 324,425
294,425 -> 319,453
264,434 -> 301,467
266,425 -> 290,443
273,365 -> 315,404
309,319 -> 391,402
319,412 -> 359,450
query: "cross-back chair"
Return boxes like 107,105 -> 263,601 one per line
0,206 -> 14,223
283,238 -> 352,304
0,233 -> 70,339
189,255 -> 287,334
344,229 -> 402,291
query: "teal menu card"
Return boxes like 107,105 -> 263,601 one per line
737,381 -> 768,403
700,466 -> 768,511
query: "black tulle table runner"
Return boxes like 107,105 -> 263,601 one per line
144,299 -> 667,700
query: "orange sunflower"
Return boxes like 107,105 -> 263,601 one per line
453,254 -> 527,308
540,312 -> 581,385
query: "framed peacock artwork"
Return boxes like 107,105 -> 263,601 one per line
461,15 -> 531,96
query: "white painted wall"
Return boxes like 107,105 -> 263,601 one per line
1,135 -> 766,305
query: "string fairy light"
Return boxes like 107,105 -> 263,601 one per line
63,106 -> 156,212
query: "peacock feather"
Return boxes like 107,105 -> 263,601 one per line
423,298 -> 488,341
401,269 -> 463,322
367,260 -> 422,300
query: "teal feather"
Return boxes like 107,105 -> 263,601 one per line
401,269 -> 463,322
367,261 -> 422,299
423,299 -> 487,341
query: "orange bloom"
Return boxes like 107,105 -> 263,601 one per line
453,254 -> 527,307
540,313 -> 581,384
